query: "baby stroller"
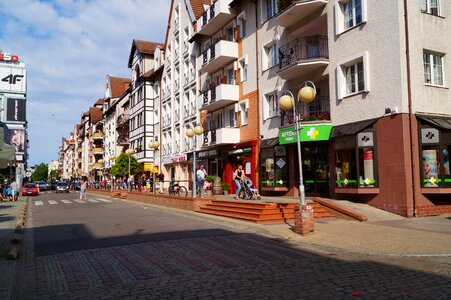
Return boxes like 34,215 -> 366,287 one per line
244,177 -> 261,200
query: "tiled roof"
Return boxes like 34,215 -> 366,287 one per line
143,68 -> 155,78
89,107 -> 103,124
190,0 -> 210,20
95,98 -> 104,105
109,76 -> 131,98
83,111 -> 89,117
128,39 -> 164,67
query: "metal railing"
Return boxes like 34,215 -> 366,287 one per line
279,35 -> 328,70
281,96 -> 331,126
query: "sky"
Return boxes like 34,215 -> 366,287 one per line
0,0 -> 170,166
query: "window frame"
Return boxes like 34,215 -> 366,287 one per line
262,40 -> 279,71
421,0 -> 441,16
239,99 -> 249,126
335,0 -> 367,36
237,12 -> 246,38
263,90 -> 280,120
423,50 -> 445,87
336,51 -> 370,99
239,56 -> 248,82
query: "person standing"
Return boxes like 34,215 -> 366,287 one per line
158,172 -> 164,193
80,180 -> 88,200
196,165 -> 207,198
10,180 -> 19,202
233,165 -> 244,200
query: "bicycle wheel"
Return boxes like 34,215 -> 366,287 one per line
178,186 -> 188,197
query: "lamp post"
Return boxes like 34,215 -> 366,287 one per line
125,148 -> 135,191
185,124 -> 204,198
148,138 -> 160,193
279,81 -> 316,234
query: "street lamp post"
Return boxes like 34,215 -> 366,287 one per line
148,138 -> 160,193
185,124 -> 204,198
125,148 -> 135,191
279,81 -> 317,235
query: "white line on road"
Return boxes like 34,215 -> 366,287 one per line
74,200 -> 86,203
61,200 -> 72,204
95,198 -> 112,203
87,199 -> 100,203
48,200 -> 58,205
35,201 -> 43,206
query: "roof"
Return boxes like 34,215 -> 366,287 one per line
128,39 -> 164,67
331,119 -> 377,138
95,98 -> 104,106
190,0 -> 209,20
83,111 -> 89,117
109,76 -> 131,98
89,107 -> 103,124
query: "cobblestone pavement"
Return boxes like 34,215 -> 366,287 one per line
12,233 -> 451,299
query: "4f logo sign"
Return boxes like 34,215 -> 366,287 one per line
2,74 -> 24,84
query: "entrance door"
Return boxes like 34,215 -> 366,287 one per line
301,142 -> 330,197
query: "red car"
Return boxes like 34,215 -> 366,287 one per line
22,183 -> 39,196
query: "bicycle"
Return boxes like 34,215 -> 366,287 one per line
168,179 -> 188,197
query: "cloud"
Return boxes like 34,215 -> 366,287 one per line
0,0 -> 170,165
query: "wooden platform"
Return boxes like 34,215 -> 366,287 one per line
197,200 -> 335,224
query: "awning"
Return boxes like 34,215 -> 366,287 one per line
416,114 -> 451,129
331,118 -> 377,138
260,137 -> 279,148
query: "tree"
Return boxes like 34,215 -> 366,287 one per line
31,163 -> 49,182
110,153 -> 140,178
49,169 -> 62,181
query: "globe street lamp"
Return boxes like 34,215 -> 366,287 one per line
148,138 -> 160,193
186,124 -> 204,198
279,81 -> 316,234
125,148 -> 135,190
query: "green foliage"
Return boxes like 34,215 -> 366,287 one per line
49,169 -> 62,181
0,174 -> 6,182
222,182 -> 230,191
31,163 -> 49,182
206,175 -> 217,183
110,152 -> 140,178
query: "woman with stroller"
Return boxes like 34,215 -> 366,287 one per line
233,164 -> 244,200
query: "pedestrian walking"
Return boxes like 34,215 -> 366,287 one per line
196,165 -> 207,197
158,172 -> 164,193
80,180 -> 88,200
233,164 -> 244,200
141,176 -> 147,192
10,180 -> 19,202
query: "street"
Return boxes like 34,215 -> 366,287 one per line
8,192 -> 451,299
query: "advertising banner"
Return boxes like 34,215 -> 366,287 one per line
0,65 -> 26,93
278,124 -> 332,145
8,128 -> 25,152
423,149 -> 438,187
6,98 -> 26,122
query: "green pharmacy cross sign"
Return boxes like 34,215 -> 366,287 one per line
278,124 -> 332,144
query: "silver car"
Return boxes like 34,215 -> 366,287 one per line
55,182 -> 70,193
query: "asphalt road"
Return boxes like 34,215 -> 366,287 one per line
11,191 -> 451,299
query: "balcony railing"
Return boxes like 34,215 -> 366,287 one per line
117,135 -> 129,145
92,131 -> 104,140
276,0 -> 328,28
197,0 -> 235,36
203,127 -> 240,146
279,36 -> 328,70
200,39 -> 238,74
92,147 -> 104,155
117,114 -> 130,128
280,96 -> 331,126
201,83 -> 239,112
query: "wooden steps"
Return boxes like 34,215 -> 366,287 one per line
197,200 -> 335,224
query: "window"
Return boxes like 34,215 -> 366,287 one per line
260,146 -> 288,188
263,42 -> 278,70
336,0 -> 366,34
239,57 -> 248,82
264,92 -> 279,120
423,51 -> 444,86
239,100 -> 248,125
422,0 -> 440,16
227,68 -> 236,85
238,13 -> 246,38
226,108 -> 236,127
265,0 -> 278,20
337,52 -> 369,99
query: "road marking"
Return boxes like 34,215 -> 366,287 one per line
87,199 -> 100,203
96,198 -> 112,203
35,201 -> 43,206
61,200 -> 72,204
74,200 -> 86,203
48,200 -> 58,205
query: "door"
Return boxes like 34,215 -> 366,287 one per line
301,142 -> 330,197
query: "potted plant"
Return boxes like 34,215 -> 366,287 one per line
205,175 -> 216,196
222,182 -> 230,195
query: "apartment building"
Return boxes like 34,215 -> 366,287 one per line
160,0 -> 201,186
103,76 -> 131,171
128,40 -> 164,176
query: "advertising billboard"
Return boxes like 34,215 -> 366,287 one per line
0,64 -> 27,93
6,98 -> 26,122
8,128 -> 25,153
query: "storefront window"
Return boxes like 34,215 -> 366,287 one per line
260,146 -> 288,187
335,129 -> 377,188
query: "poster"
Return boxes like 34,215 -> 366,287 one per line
7,98 -> 26,122
363,150 -> 374,186
9,128 -> 25,152
422,149 -> 438,186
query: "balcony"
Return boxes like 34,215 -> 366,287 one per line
92,147 -> 104,155
276,0 -> 328,28
117,113 -> 130,128
117,135 -> 129,146
280,96 -> 331,126
92,131 -> 104,140
197,0 -> 235,36
92,163 -> 103,169
201,83 -> 239,112
77,158 -> 82,163
200,40 -> 238,74
77,148 -> 82,152
278,35 -> 329,80
203,127 -> 240,146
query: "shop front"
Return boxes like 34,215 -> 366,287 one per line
162,154 -> 190,188
262,124 -> 332,197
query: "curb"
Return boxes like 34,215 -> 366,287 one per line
6,201 -> 27,260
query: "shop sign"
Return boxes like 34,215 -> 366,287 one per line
278,124 -> 332,144
0,53 -> 19,62
421,128 -> 439,144
227,147 -> 252,155
143,162 -> 154,171
198,149 -> 219,158
162,154 -> 187,165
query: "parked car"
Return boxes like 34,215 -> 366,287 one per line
35,181 -> 48,191
22,183 -> 39,196
55,182 -> 70,193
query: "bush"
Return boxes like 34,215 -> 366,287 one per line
222,182 -> 230,191
206,175 -> 216,183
